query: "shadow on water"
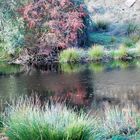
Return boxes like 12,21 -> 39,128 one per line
1,60 -> 140,111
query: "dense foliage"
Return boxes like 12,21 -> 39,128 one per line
0,0 -> 31,56
0,0 -> 88,63
18,0 -> 87,56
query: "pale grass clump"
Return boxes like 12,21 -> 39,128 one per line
88,45 -> 104,60
59,48 -> 83,63
2,97 -> 98,140
101,104 -> 138,138
112,45 -> 128,59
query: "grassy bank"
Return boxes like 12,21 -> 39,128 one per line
1,97 -> 140,139
1,98 -> 98,140
59,44 -> 140,63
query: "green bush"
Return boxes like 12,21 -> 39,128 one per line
0,0 -> 29,59
59,48 -> 82,63
88,45 -> 104,60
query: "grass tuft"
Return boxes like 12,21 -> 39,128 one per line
88,45 -> 104,60
3,97 -> 98,140
111,45 -> 128,59
1,97 -> 140,139
95,20 -> 109,31
59,48 -> 82,63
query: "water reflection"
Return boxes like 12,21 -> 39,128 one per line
60,63 -> 86,74
0,62 -> 23,75
89,63 -> 104,73
1,60 -> 140,110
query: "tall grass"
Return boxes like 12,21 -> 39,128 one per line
59,48 -> 82,63
1,97 -> 140,139
101,105 -> 137,137
3,97 -> 98,140
88,45 -> 104,60
58,45 -> 140,63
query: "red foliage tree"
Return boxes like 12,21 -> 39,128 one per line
18,0 -> 86,50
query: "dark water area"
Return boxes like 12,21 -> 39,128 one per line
1,60 -> 140,111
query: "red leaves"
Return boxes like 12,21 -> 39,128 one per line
60,0 -> 71,7
50,8 -> 59,18
60,0 -> 66,7
69,32 -> 77,41
58,42 -> 66,49
28,20 -> 36,29
68,18 -> 85,32
18,0 -> 87,49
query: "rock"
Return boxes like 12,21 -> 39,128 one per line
125,0 -> 137,7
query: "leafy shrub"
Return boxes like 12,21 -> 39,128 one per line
18,0 -> 87,55
0,0 -> 29,57
59,48 -> 82,63
88,45 -> 104,60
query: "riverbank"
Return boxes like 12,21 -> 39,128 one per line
58,45 -> 140,63
0,97 -> 140,140
8,43 -> 140,66
0,0 -> 140,66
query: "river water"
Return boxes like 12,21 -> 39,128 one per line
1,61 -> 140,110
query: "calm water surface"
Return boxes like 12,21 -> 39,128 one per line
1,61 -> 140,110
